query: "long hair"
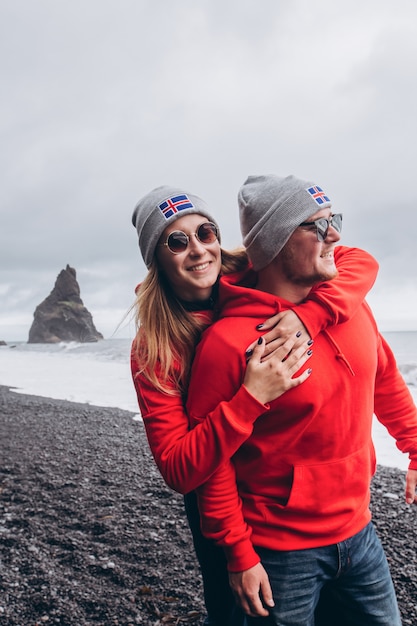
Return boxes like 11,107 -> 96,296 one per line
132,247 -> 249,397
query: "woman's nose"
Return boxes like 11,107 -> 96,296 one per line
187,233 -> 206,254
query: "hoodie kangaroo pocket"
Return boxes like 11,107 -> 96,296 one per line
256,443 -> 376,541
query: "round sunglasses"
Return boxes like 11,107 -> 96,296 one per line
299,213 -> 343,242
159,221 -> 219,254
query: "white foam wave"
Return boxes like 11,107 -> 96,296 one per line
0,340 -> 138,414
1,336 -> 417,471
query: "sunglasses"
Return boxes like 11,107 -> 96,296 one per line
299,213 -> 343,242
159,221 -> 219,254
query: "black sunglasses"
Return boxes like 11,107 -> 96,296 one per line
159,221 -> 219,254
299,213 -> 343,242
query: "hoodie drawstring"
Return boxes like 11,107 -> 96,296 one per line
323,330 -> 355,376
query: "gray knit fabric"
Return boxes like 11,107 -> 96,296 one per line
132,185 -> 220,268
238,174 -> 332,271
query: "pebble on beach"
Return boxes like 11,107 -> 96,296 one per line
1,385 -> 417,625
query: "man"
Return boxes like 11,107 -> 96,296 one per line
186,174 -> 417,625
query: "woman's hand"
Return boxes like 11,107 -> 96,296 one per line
246,310 -> 311,360
243,335 -> 312,405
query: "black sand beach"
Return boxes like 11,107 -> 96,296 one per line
1,384 -> 417,625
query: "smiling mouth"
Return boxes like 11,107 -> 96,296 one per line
320,251 -> 334,259
188,262 -> 211,272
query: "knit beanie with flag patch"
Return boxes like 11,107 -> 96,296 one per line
132,185 -> 220,268
238,174 -> 332,271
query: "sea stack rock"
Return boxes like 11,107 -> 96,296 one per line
28,265 -> 104,344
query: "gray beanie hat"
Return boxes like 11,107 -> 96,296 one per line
238,174 -> 332,271
132,185 -> 220,268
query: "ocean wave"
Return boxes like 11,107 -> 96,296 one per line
4,339 -> 417,386
58,341 -> 83,351
6,338 -> 132,364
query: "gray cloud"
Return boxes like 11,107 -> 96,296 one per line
1,0 -> 416,341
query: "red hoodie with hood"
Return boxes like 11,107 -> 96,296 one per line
186,259 -> 417,573
132,247 -> 380,495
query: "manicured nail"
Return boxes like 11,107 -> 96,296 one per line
296,330 -> 302,337
245,348 -> 253,357
257,337 -> 263,345
256,323 -> 264,330
307,339 -> 314,346
307,368 -> 312,375
307,349 -> 313,356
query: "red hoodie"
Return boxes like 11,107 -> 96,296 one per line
186,258 -> 417,572
131,246 -> 379,495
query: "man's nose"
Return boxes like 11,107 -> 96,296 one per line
326,225 -> 341,242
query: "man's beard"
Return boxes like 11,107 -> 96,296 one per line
292,267 -> 338,286
280,254 -> 339,287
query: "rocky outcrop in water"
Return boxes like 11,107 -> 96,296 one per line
28,265 -> 103,344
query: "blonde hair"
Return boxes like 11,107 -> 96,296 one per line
132,248 -> 249,396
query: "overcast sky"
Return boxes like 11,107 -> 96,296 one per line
1,0 -> 416,342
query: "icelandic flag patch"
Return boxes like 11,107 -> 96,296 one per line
306,186 -> 331,205
158,194 -> 194,219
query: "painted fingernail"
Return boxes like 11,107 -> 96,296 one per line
245,349 -> 253,357
307,368 -> 312,375
257,337 -> 263,345
307,349 -> 313,356
296,330 -> 302,337
307,339 -> 314,346
256,324 -> 264,330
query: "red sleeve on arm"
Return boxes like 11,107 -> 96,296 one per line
187,328 -> 261,571
293,246 -> 379,338
197,460 -> 260,572
131,346 -> 267,494
374,333 -> 417,470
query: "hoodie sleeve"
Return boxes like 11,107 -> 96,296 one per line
374,333 -> 417,470
186,325 -> 262,571
293,246 -> 379,338
131,346 -> 268,494
197,458 -> 260,572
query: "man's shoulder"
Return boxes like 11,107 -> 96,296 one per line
191,317 -> 256,373
199,316 -> 258,350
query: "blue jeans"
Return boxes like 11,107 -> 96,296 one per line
249,522 -> 401,626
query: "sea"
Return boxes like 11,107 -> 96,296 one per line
1,332 -> 417,471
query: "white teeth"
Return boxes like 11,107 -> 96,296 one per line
189,262 -> 209,271
321,252 -> 333,259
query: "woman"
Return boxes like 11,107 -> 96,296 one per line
130,185 -> 378,625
